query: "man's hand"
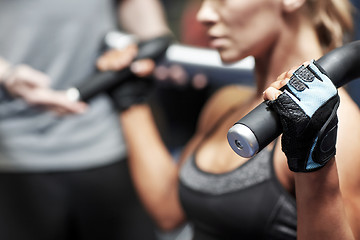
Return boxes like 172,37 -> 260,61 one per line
3,64 -> 87,115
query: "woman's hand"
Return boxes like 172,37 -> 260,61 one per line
97,44 -> 155,76
263,60 -> 339,172
96,44 -> 156,111
262,64 -> 301,101
2,64 -> 87,115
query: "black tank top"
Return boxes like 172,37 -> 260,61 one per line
178,147 -> 297,240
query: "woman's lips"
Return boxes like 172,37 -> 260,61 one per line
209,37 -> 228,49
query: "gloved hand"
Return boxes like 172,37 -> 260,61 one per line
107,74 -> 154,111
97,45 -> 156,112
265,60 -> 339,172
96,34 -> 174,111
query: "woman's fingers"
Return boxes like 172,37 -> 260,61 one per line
263,86 -> 282,100
97,44 -> 156,78
130,59 -> 155,77
263,62 -> 309,101
96,44 -> 138,71
263,71 -> 290,101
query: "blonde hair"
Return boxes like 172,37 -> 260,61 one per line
306,0 -> 354,52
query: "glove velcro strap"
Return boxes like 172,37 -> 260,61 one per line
308,95 -> 340,169
284,60 -> 337,118
267,93 -> 314,172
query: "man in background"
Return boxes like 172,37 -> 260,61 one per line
0,0 -> 169,239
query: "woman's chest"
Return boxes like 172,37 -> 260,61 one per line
178,149 -> 297,239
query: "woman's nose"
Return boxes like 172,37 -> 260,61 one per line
196,1 -> 219,26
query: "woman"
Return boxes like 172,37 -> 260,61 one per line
98,0 -> 360,239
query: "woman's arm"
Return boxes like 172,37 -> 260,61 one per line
119,84 -> 255,231
334,89 -> 360,239
295,90 -> 360,239
294,88 -> 360,240
98,2 -> 184,229
264,62 -> 357,240
294,158 -> 354,240
120,104 -> 186,231
117,0 -> 170,40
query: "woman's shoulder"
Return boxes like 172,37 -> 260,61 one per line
336,88 -> 360,190
337,88 -> 360,146
196,84 -> 255,135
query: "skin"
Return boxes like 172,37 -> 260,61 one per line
0,58 -> 87,115
101,0 -> 360,238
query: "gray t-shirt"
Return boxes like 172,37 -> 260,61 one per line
0,0 -> 127,172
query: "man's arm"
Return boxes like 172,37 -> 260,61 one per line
118,0 -> 171,40
0,57 -> 12,83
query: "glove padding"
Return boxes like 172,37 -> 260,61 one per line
267,60 -> 340,172
108,75 -> 154,112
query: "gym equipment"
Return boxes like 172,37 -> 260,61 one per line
65,31 -> 254,102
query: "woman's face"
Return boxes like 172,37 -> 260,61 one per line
197,0 -> 284,63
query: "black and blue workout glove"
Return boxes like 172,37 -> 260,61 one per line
267,60 -> 340,172
106,34 -> 174,112
108,75 -> 154,112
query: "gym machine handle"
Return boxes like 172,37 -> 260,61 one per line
69,35 -> 173,102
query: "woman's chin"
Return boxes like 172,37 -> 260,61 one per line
219,51 -> 244,64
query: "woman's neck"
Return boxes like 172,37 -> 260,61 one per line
253,15 -> 323,95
